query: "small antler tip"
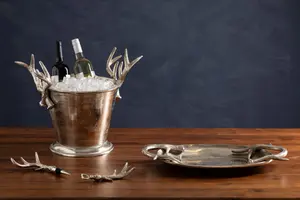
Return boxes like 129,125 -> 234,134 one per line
136,55 -> 143,61
34,152 -> 41,163
81,174 -> 90,179
123,162 -> 128,168
14,61 -> 25,65
128,167 -> 135,173
124,49 -> 128,54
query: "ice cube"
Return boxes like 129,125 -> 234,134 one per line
50,76 -> 117,92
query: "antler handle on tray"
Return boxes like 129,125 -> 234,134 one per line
15,54 -> 54,109
142,144 -> 183,164
232,144 -> 289,163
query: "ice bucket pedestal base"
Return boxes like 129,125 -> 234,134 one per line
50,141 -> 114,157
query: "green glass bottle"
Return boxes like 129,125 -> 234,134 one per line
71,38 -> 95,78
51,40 -> 70,82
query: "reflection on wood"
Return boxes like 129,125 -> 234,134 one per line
0,128 -> 299,199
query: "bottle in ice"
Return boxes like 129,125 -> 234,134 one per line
71,38 -> 95,78
51,40 -> 70,83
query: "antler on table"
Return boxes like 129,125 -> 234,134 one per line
81,162 -> 135,182
15,54 -> 55,109
11,152 -> 70,175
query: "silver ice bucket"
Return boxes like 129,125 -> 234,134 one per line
15,47 -> 142,157
48,82 -> 119,157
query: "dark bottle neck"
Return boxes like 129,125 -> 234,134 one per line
56,40 -> 64,63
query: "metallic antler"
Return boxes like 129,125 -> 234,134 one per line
15,54 -> 54,109
153,149 -> 182,164
10,152 -> 70,175
106,47 -> 143,82
81,162 -> 135,182
106,47 -> 143,100
120,49 -> 143,81
232,144 -> 289,163
106,47 -> 122,80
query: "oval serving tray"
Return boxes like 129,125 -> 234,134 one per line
142,144 -> 288,169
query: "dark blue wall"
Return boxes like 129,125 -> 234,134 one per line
1,0 -> 300,128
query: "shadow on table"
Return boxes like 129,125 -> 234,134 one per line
140,160 -> 275,179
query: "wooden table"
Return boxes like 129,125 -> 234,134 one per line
0,128 -> 299,199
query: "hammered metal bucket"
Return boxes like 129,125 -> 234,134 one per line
48,79 -> 120,157
15,47 -> 142,157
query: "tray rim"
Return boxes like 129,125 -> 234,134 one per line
141,143 -> 278,169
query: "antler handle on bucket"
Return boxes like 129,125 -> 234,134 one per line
106,47 -> 143,82
106,47 -> 143,100
15,54 -> 55,109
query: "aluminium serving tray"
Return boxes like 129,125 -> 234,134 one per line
142,144 -> 288,168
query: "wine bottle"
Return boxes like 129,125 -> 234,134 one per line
51,40 -> 70,82
71,38 -> 95,78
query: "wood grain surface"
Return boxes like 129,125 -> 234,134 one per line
0,128 -> 299,199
